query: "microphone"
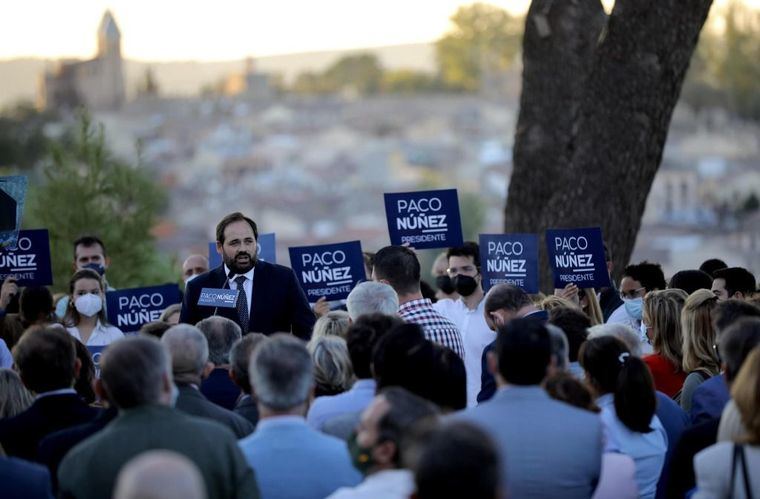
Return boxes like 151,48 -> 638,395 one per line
213,268 -> 237,317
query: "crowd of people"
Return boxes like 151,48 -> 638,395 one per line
1,211 -> 760,498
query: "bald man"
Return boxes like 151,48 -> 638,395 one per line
114,450 -> 206,499
182,254 -> 209,285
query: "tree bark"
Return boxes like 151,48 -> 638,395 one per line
507,0 -> 713,290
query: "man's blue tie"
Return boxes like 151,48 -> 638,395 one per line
234,275 -> 249,333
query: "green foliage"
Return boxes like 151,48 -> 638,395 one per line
25,114 -> 175,292
323,54 -> 384,95
382,70 -> 442,93
459,191 -> 486,241
435,3 -> 522,91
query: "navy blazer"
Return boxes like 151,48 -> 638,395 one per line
0,456 -> 54,499
179,260 -> 315,339
0,393 -> 100,462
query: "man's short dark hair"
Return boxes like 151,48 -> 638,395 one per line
548,307 -> 590,362
372,246 -> 421,296
377,387 -> 439,466
414,421 -> 501,499
713,267 -> 757,298
669,269 -> 714,295
373,323 -> 438,403
714,299 -> 760,334
484,284 -> 532,315
215,212 -> 258,244
430,345 -> 466,411
494,318 -> 551,385
347,313 -> 403,379
718,318 -> 760,382
139,321 -> 172,339
73,235 -> 107,258
101,336 -> 171,409
196,317 -> 242,366
229,333 -> 269,393
13,327 -> 77,393
446,242 -> 480,269
19,286 -> 54,324
622,261 -> 666,291
699,258 -> 728,277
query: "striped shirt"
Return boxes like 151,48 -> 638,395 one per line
398,298 -> 465,358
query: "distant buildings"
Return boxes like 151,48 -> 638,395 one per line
216,57 -> 273,100
37,11 -> 125,111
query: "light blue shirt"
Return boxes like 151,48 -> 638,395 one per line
307,379 -> 376,430
0,339 -> 12,368
597,394 -> 667,499
238,416 -> 361,499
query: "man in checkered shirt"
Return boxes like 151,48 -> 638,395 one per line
371,245 -> 464,358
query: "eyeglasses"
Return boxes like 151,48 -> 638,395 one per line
619,287 -> 646,300
447,265 -> 477,276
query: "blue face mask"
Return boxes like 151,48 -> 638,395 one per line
83,262 -> 106,276
624,297 -> 643,321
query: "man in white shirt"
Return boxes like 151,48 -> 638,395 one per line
433,243 -> 495,407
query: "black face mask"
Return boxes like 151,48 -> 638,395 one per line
436,275 -> 456,295
453,274 -> 478,297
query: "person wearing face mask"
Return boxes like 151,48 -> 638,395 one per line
55,235 -> 116,318
431,252 -> 458,302
328,387 -> 439,499
433,243 -> 495,407
606,261 -> 666,350
182,254 -> 209,287
64,268 -> 123,346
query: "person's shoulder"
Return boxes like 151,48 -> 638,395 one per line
695,441 -> 733,469
103,324 -> 124,336
0,455 -> 49,478
432,298 -> 457,313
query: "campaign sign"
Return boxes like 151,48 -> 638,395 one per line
208,232 -> 276,269
198,288 -> 239,308
289,241 -> 365,302
479,234 -> 539,293
546,227 -> 610,289
384,189 -> 463,249
87,346 -> 106,378
0,175 -> 27,249
0,229 -> 53,286
106,284 -> 181,333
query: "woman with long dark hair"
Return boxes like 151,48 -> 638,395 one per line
580,336 -> 667,499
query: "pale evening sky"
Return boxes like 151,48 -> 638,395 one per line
0,0 -> 754,62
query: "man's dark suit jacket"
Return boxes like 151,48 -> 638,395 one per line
477,309 -> 549,404
38,407 -> 118,489
0,393 -> 100,461
175,384 -> 254,439
234,394 -> 260,428
201,368 -> 241,410
179,261 -> 315,339
0,456 -> 54,499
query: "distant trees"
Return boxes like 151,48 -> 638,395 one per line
25,114 -> 175,291
0,103 -> 57,171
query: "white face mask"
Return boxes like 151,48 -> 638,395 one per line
75,293 -> 103,317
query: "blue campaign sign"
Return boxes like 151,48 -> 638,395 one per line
0,229 -> 53,286
479,233 -> 539,293
106,284 -> 181,333
546,227 -> 611,289
0,175 -> 28,249
384,189 -> 463,250
289,240 -> 366,302
198,288 -> 239,308
87,346 -> 106,378
208,232 -> 276,269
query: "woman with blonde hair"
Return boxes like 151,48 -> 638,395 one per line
694,346 -> 760,498
678,289 -> 720,411
308,335 -> 354,397
554,284 -> 604,325
642,289 -> 688,398
307,310 -> 350,351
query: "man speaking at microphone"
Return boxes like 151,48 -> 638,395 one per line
180,212 -> 315,339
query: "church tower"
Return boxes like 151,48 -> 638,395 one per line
97,10 -> 122,58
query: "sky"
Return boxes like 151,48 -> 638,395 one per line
0,0 -> 756,62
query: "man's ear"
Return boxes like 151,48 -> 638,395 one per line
215,242 -> 224,256
373,440 -> 397,466
95,378 -> 109,402
732,291 -> 745,300
73,358 -> 82,381
202,362 -> 214,379
104,256 -> 112,269
487,350 -> 499,376
228,368 -> 237,383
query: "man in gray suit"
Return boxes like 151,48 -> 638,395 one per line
455,318 -> 603,499
162,324 -> 254,438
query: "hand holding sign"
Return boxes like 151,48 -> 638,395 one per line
0,276 -> 18,310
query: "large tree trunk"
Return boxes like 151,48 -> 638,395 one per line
507,0 -> 713,290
